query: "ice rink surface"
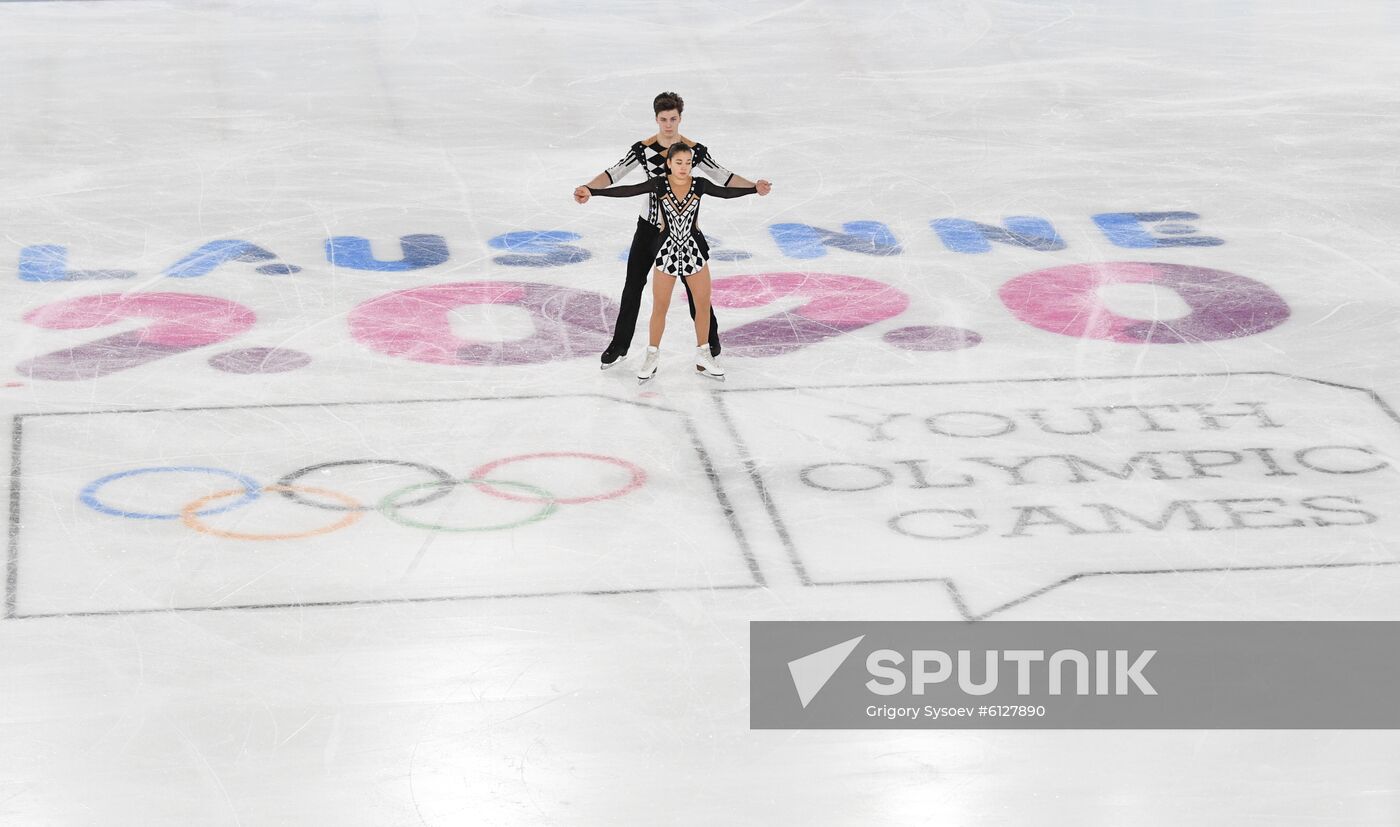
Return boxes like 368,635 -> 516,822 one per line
3,0 -> 1400,823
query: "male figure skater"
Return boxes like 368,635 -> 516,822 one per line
574,91 -> 772,368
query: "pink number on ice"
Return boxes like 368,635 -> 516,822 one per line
18,293 -> 257,380
999,262 -> 1290,343
712,272 -> 910,357
348,282 -> 615,366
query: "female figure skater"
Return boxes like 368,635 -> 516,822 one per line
579,142 -> 761,382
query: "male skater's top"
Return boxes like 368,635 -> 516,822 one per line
604,140 -> 735,228
588,176 -> 756,277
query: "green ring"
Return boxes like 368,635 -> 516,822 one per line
377,478 -> 558,532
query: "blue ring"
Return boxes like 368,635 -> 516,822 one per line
80,466 -> 262,520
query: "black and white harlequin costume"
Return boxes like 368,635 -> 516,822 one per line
594,139 -> 744,359
588,176 -> 757,277
604,140 -> 738,228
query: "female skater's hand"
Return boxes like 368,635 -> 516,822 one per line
755,179 -> 773,196
574,186 -> 591,204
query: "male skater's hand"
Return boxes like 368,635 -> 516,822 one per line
573,185 -> 591,204
756,179 -> 773,196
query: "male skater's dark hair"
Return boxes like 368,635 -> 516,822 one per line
653,91 -> 684,115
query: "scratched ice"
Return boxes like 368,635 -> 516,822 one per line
3,0 -> 1400,824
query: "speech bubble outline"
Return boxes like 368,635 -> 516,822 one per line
713,371 -> 1400,620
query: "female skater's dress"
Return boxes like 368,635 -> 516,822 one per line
588,177 -> 756,277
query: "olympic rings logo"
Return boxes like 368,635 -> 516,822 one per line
79,453 -> 647,540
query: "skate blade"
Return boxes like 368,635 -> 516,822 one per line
695,368 -> 726,381
638,371 -> 657,385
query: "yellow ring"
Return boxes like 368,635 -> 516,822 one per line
181,484 -> 364,541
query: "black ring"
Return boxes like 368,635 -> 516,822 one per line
275,459 -> 455,512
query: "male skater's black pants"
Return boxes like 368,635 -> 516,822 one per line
609,217 -> 721,356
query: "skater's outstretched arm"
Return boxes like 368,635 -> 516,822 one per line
575,142 -> 645,203
696,179 -> 758,199
692,143 -> 772,195
586,179 -> 658,198
692,144 -> 737,186
602,143 -> 645,184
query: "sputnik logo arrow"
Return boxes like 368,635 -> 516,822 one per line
788,635 -> 865,708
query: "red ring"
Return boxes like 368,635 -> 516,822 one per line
467,452 -> 646,505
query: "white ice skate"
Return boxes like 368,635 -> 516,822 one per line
637,346 -> 661,384
695,346 -> 725,381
